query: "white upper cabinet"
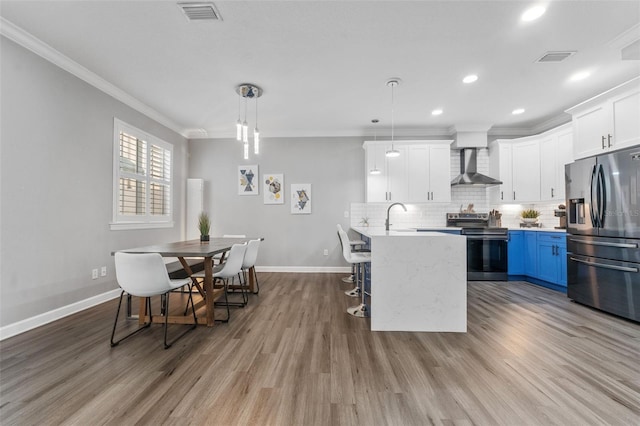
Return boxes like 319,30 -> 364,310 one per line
490,123 -> 574,204
512,139 -> 541,202
490,137 -> 540,203
539,124 -> 573,202
364,140 -> 452,203
567,78 -> 640,160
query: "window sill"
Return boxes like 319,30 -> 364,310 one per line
110,221 -> 174,231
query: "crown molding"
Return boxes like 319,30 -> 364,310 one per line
1,17 -> 189,138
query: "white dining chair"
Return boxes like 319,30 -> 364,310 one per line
240,239 -> 261,297
214,234 -> 246,264
111,252 -> 197,349
191,242 -> 247,321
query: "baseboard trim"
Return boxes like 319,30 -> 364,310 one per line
0,267 -> 351,340
255,266 -> 351,273
0,288 -> 121,341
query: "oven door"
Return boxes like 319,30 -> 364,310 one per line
466,235 -> 508,281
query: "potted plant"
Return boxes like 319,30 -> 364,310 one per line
521,209 -> 540,223
198,211 -> 210,242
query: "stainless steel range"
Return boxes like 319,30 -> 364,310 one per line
447,213 -> 509,281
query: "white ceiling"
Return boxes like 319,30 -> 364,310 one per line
1,0 -> 639,139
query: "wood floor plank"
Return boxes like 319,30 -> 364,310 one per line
1,274 -> 639,425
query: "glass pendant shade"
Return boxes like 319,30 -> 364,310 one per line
236,120 -> 242,141
385,149 -> 400,158
370,168 -> 382,175
254,128 -> 260,154
243,141 -> 249,160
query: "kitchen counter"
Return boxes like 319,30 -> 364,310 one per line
353,226 -> 461,235
351,226 -> 467,332
508,227 -> 566,233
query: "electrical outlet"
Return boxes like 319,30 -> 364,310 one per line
92,269 -> 99,280
323,249 -> 329,256
101,266 -> 107,277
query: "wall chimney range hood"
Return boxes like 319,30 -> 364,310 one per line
450,148 -> 502,186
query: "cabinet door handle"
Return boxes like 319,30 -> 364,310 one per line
551,188 -> 554,198
501,191 -> 504,200
513,191 -> 516,200
602,136 -> 606,149
552,245 -> 556,256
607,134 -> 612,148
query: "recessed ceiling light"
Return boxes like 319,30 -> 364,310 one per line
512,108 -> 525,115
570,71 -> 591,81
521,5 -> 546,22
463,74 -> 478,84
432,109 -> 443,116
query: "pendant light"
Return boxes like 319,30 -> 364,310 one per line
242,96 -> 248,143
254,96 -> 260,154
385,79 -> 400,158
236,95 -> 242,141
370,119 -> 381,175
235,84 -> 263,158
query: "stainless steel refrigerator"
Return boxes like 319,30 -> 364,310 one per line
565,145 -> 640,322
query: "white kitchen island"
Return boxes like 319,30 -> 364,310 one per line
351,227 -> 467,332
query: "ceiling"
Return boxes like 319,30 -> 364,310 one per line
1,1 -> 639,139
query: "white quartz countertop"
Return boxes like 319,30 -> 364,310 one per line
351,226 -> 463,237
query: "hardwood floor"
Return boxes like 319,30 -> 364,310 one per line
1,273 -> 639,425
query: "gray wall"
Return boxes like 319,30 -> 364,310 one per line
188,137 -> 365,268
0,37 -> 189,327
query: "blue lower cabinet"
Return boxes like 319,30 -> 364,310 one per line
511,231 -> 567,290
536,232 -> 567,287
363,261 -> 371,314
557,244 -> 567,286
524,232 -> 537,277
508,231 -> 525,275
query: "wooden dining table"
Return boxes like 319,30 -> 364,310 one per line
115,237 -> 258,327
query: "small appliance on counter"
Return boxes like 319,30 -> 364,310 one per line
554,204 -> 566,229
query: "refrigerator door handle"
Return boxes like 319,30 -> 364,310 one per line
589,164 -> 599,227
597,164 -> 606,227
570,257 -> 639,273
569,238 -> 639,249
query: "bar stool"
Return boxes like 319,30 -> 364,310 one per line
336,225 -> 370,296
337,228 -> 371,318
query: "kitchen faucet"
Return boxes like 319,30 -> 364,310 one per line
385,202 -> 407,231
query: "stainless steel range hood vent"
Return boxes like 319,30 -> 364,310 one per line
450,148 -> 502,186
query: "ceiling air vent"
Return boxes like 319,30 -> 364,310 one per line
536,51 -> 576,63
178,2 -> 222,21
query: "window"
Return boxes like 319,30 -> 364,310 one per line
111,118 -> 174,230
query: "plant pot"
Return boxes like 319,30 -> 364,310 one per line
200,235 -> 210,242
521,218 -> 538,224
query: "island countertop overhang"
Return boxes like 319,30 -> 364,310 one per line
351,226 -> 463,238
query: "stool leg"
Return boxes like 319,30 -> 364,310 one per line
341,263 -> 355,283
344,261 -> 360,297
347,262 -> 368,318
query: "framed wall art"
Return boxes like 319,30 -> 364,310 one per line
238,165 -> 259,195
264,173 -> 284,204
291,183 -> 311,214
